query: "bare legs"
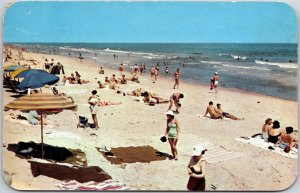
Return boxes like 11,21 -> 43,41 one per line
168,138 -> 178,160
92,114 -> 99,129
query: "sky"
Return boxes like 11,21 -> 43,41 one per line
3,1 -> 298,43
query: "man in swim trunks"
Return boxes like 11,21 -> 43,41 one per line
203,101 -> 223,119
215,103 -> 243,120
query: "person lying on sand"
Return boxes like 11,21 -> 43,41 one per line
216,103 -> 244,120
142,91 -> 168,104
75,71 -> 90,84
203,101 -> 223,119
98,101 -> 122,106
126,88 -> 145,97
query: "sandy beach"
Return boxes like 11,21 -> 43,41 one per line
2,46 -> 298,191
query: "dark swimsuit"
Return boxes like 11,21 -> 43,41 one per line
222,112 -> 229,116
268,134 -> 281,144
188,166 -> 206,191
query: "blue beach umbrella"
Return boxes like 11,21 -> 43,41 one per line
17,71 -> 59,91
15,69 -> 45,78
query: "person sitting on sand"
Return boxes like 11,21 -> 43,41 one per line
51,87 -> 65,96
27,110 -> 47,125
109,74 -> 118,84
69,73 -> 77,84
187,145 -> 207,191
104,77 -> 110,84
216,104 -> 243,120
168,93 -> 184,113
203,101 -> 223,119
129,74 -> 140,83
97,81 -> 105,89
164,110 -> 180,160
98,67 -> 105,74
275,126 -> 298,150
268,120 -> 282,144
261,118 -> 273,142
119,74 -> 127,84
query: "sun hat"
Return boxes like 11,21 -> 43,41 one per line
191,145 -> 207,156
166,110 -> 174,116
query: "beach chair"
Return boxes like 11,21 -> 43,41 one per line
77,116 -> 88,128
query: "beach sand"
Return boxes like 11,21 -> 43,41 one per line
2,46 -> 298,191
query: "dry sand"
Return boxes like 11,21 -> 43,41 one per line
2,46 -> 298,191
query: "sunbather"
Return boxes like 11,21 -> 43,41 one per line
275,127 -> 298,150
97,81 -> 105,89
216,103 -> 243,120
203,101 -> 223,119
261,118 -> 272,142
27,110 -> 47,125
268,120 -> 282,144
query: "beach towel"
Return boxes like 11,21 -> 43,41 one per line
55,179 -> 135,190
236,136 -> 298,159
4,116 -> 53,128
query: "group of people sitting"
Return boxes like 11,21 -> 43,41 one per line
62,71 -> 89,84
204,101 -> 243,120
97,74 -> 140,90
261,119 -> 298,152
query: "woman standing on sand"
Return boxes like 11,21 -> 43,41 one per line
119,63 -> 124,75
213,72 -> 219,93
173,68 -> 180,89
164,110 -> 180,160
88,90 -> 100,129
187,145 -> 207,191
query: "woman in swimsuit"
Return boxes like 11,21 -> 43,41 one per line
187,145 -> 207,191
164,110 -> 180,160
173,68 -> 180,89
213,72 -> 219,93
268,120 -> 282,144
261,118 -> 272,142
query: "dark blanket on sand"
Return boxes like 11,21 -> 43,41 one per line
96,145 -> 168,165
29,161 -> 111,183
7,141 -> 87,166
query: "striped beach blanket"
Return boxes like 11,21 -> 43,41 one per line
55,179 -> 136,191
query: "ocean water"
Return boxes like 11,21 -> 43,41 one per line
10,43 -> 298,100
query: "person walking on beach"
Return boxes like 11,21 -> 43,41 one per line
119,63 -> 124,75
130,64 -> 134,75
151,66 -> 157,83
203,101 -> 223,119
187,145 -> 207,191
168,93 -> 184,113
88,90 -> 100,129
164,110 -> 180,160
173,68 -> 180,89
213,72 -> 219,93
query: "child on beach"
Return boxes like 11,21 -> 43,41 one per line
187,145 -> 207,191
164,110 -> 180,160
